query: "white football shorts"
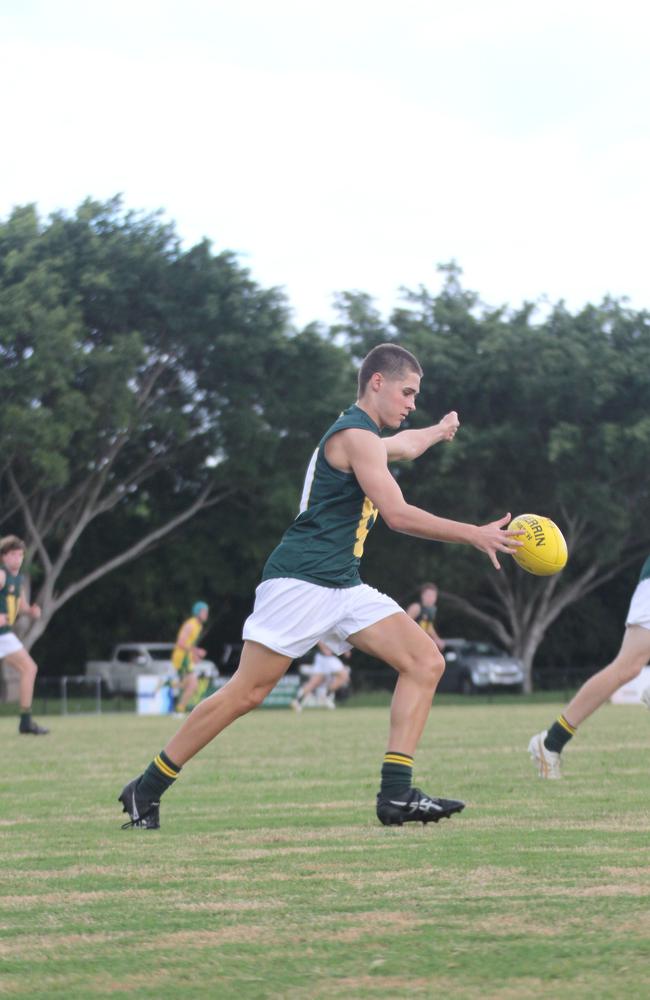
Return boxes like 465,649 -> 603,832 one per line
0,632 -> 24,657
626,578 -> 650,631
243,578 -> 402,658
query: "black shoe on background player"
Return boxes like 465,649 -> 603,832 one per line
376,787 -> 465,826
19,719 -> 49,735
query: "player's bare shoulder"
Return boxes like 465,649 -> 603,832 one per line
324,426 -> 385,473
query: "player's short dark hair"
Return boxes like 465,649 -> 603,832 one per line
0,535 -> 26,556
419,581 -> 438,596
357,343 -> 423,396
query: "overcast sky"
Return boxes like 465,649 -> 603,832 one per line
2,1 -> 649,326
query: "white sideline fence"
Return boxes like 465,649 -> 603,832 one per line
61,675 -> 104,715
18,673 -> 302,715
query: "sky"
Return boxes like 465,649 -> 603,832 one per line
2,0 -> 649,327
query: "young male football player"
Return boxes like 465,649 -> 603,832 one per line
119,343 -> 521,829
172,602 -> 209,716
0,536 -> 49,735
529,553 -> 650,778
407,581 -> 445,651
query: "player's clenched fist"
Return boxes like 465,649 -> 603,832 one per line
438,411 -> 460,440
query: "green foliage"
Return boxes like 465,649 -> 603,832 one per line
0,197 -> 355,662
3,201 -> 649,683
338,267 -> 650,677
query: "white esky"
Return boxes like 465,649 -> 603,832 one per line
2,0 -> 649,327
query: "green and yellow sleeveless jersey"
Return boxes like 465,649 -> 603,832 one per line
172,615 -> 203,673
416,603 -> 438,638
262,404 -> 380,588
0,569 -> 22,635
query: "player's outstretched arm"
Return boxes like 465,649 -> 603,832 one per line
384,411 -> 459,462
345,431 -> 521,570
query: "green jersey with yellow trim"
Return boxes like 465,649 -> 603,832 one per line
262,404 -> 380,588
0,568 -> 22,635
416,603 -> 438,637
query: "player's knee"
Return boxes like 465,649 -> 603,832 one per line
410,646 -> 445,690
431,648 -> 445,683
616,656 -> 648,685
240,684 -> 273,712
19,657 -> 37,682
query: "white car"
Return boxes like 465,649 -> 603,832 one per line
85,642 -> 219,695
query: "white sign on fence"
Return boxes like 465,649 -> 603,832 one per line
136,672 -> 302,715
136,674 -> 176,715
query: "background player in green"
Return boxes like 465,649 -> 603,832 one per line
171,601 -> 209,717
529,553 -> 650,778
119,343 -> 522,829
0,535 -> 49,735
407,581 -> 445,650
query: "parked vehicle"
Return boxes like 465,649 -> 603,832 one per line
85,643 -> 219,695
439,638 -> 524,694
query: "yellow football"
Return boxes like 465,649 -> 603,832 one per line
510,514 -> 568,576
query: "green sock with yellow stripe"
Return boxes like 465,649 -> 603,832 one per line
137,750 -> 181,801
544,715 -> 576,754
380,751 -> 414,797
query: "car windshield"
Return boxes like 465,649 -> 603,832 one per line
465,642 -> 505,657
149,647 -> 174,660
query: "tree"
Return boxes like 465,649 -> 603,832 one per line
0,197 -> 298,648
29,320 -> 357,672
336,267 -> 650,689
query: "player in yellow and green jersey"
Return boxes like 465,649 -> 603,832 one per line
119,343 -> 522,830
529,554 -> 650,778
0,535 -> 49,735
406,582 -> 445,651
172,602 -> 209,716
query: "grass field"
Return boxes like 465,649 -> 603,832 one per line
2,701 -> 650,999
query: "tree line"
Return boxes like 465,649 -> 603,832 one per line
2,199 -> 649,691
